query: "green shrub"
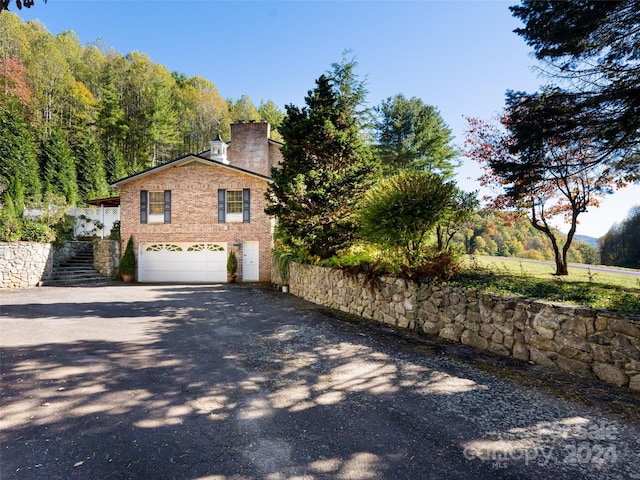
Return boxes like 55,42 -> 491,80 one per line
119,235 -> 136,276
272,248 -> 299,283
52,215 -> 75,247
408,249 -> 460,283
21,218 -> 56,243
109,220 -> 121,240
0,212 -> 22,242
227,251 -> 238,277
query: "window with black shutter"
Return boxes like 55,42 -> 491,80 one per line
140,190 -> 148,224
142,190 -> 170,224
218,188 -> 251,223
243,188 -> 250,223
218,189 -> 226,223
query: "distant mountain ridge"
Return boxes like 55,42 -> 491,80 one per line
456,210 -> 600,264
575,234 -> 599,248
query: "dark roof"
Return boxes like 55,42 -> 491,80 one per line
86,196 -> 121,207
110,154 -> 271,188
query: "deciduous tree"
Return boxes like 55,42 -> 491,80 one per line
229,94 -> 261,123
464,92 -> 620,275
258,100 -> 284,142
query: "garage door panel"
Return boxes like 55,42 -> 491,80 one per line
140,242 -> 227,283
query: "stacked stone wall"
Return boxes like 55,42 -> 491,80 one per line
0,243 -> 53,288
93,239 -> 120,278
289,263 -> 640,391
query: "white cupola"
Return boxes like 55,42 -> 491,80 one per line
209,134 -> 228,164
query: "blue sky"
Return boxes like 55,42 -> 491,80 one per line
14,0 -> 639,238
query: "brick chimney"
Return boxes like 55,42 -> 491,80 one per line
227,120 -> 271,177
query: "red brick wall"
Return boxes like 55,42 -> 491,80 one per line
268,140 -> 284,172
227,121 -> 271,177
119,160 -> 273,282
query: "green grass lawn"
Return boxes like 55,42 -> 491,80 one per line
454,255 -> 640,315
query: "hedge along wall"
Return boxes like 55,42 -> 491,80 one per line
288,263 -> 640,392
0,242 -> 54,288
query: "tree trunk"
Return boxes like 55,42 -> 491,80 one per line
529,211 -> 569,276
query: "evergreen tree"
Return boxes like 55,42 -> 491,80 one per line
96,65 -> 128,183
148,80 -> 181,165
266,74 -> 380,260
600,205 -> 640,268
74,129 -> 109,202
38,128 -> 78,205
327,51 -> 371,130
510,0 -> 640,179
374,94 -> 459,176
0,100 -> 41,201
121,52 -> 160,173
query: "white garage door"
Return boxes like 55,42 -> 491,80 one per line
139,242 -> 227,283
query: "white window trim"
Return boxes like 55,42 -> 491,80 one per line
148,191 -> 165,224
226,190 -> 243,223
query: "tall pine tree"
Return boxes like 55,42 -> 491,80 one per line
0,100 -> 41,202
38,128 -> 78,205
266,73 -> 380,260
374,94 -> 459,176
96,65 -> 128,183
73,128 -> 110,202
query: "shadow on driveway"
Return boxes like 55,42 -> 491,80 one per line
2,284 -> 639,479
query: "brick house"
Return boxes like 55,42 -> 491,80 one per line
112,121 -> 282,283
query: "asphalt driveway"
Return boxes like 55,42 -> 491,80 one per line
1,284 -> 639,479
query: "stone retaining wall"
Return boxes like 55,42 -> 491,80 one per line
0,242 -> 54,288
1,241 -> 110,288
93,239 -> 120,278
289,263 -> 640,391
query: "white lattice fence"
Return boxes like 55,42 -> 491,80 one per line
73,206 -> 120,239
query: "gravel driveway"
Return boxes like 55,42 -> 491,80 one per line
1,283 -> 639,479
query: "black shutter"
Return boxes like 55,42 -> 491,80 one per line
164,190 -> 171,224
218,189 -> 226,223
243,188 -> 250,223
140,190 -> 148,224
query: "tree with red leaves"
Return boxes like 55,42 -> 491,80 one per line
0,57 -> 31,105
464,91 -> 626,275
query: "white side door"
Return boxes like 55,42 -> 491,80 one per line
242,241 -> 259,281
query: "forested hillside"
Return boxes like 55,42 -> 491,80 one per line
453,210 -> 599,264
0,12 -> 284,208
600,205 -> 640,268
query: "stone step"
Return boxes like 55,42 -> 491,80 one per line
47,272 -> 105,281
41,277 -> 112,287
51,265 -> 97,273
43,244 -> 110,287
